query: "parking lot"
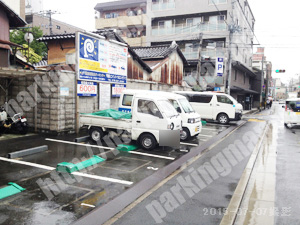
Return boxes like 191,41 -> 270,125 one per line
0,122 -> 235,225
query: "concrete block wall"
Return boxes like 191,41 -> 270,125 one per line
5,70 -> 76,134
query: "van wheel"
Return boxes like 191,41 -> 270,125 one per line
89,127 -> 103,142
139,134 -> 157,151
217,113 -> 229,124
180,128 -> 190,141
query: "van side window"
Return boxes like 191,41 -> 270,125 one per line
190,95 -> 213,103
217,95 -> 233,105
122,94 -> 133,106
138,100 -> 163,118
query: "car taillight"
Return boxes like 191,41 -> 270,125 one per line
285,105 -> 287,111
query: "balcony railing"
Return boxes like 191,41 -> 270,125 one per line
152,2 -> 175,11
151,22 -> 227,36
182,49 -> 225,60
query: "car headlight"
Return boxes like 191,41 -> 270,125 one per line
167,123 -> 174,130
188,118 -> 201,123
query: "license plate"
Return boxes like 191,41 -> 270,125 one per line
21,118 -> 27,122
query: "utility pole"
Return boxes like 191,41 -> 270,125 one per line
227,26 -> 233,95
39,10 -> 59,35
196,32 -> 203,88
260,51 -> 265,110
266,62 -> 269,101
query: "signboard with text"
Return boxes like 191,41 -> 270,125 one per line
77,81 -> 98,97
76,32 -> 128,84
99,83 -> 111,110
112,84 -> 126,97
216,57 -> 224,77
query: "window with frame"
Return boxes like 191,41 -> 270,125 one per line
122,94 -> 133,106
56,25 -> 61,30
234,70 -> 237,81
190,95 -> 213,103
209,0 -> 227,4
137,100 -> 163,118
217,95 -> 233,105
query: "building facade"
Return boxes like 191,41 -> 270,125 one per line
95,0 -> 147,46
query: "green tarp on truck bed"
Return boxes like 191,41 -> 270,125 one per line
83,109 -> 132,120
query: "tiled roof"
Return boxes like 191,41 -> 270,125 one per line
132,45 -> 173,59
37,30 -> 152,73
132,43 -> 188,65
37,33 -> 76,41
0,0 -> 27,28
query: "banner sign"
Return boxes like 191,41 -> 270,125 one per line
60,87 -> 69,96
77,32 -> 128,84
112,84 -> 126,97
99,83 -> 111,110
77,81 -> 98,96
216,57 -> 224,77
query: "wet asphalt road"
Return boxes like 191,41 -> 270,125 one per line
110,103 -> 300,225
0,122 -> 230,225
111,118 -> 266,225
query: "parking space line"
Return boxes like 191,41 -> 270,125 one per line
45,138 -> 115,150
129,151 -> 175,160
201,128 -> 220,131
0,157 -> 55,170
0,157 -> 133,185
81,203 -> 96,208
72,172 -> 133,185
198,134 -> 214,138
180,142 -> 198,147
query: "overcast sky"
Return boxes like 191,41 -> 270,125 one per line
44,0 -> 299,84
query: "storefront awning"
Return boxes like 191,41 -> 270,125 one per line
231,86 -> 259,95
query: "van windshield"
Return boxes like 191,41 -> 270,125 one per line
158,100 -> 179,118
286,101 -> 300,112
178,98 -> 195,113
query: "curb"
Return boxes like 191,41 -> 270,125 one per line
219,122 -> 269,225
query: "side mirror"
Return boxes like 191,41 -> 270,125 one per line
177,107 -> 182,113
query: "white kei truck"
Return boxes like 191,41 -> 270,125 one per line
119,90 -> 202,141
80,93 -> 182,150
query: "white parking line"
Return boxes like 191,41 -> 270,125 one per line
180,142 -> 199,147
198,134 -> 214,138
129,151 -> 175,160
0,157 -> 55,170
81,203 -> 96,208
45,138 -> 115,150
72,172 -> 133,185
0,157 -> 133,185
201,127 -> 219,131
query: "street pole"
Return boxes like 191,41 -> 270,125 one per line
259,51 -> 265,111
227,27 -> 233,95
197,32 -> 203,88
266,63 -> 269,101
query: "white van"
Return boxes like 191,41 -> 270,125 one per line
174,91 -> 243,124
119,90 -> 202,141
284,98 -> 300,127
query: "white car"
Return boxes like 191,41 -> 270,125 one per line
174,91 -> 243,124
284,98 -> 300,127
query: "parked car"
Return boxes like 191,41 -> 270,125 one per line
119,90 -> 202,141
80,93 -> 182,150
283,98 -> 300,127
174,91 -> 243,124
